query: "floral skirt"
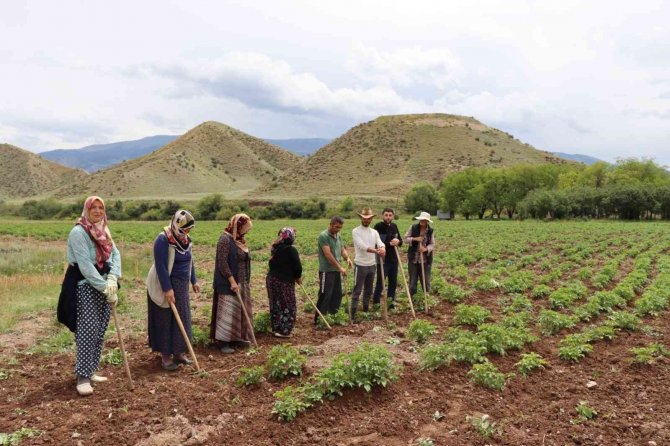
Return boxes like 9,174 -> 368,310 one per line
266,274 -> 296,336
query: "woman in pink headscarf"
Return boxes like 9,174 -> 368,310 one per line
210,213 -> 254,354
63,196 -> 121,396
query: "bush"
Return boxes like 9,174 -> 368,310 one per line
253,311 -> 272,334
266,345 -> 306,380
453,304 -> 491,327
536,310 -> 577,335
404,183 -> 440,214
419,344 -> 451,371
515,352 -> 548,376
629,343 -> 670,365
467,361 -> 510,390
236,365 -> 266,386
442,284 -> 470,303
407,319 -> 437,344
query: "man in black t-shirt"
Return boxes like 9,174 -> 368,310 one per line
373,208 -> 402,308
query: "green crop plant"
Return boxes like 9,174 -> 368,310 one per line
272,386 -> 310,422
419,343 -> 451,371
236,365 -> 266,386
467,361 -> 511,390
531,284 -> 551,299
0,428 -> 43,445
466,413 -> 499,438
629,343 -> 670,365
253,311 -> 272,334
473,275 -> 499,291
572,401 -> 597,424
265,345 -> 306,380
445,331 -> 487,364
101,348 -> 123,366
501,271 -> 534,293
536,310 -> 577,336
515,352 -> 548,376
442,283 -> 470,303
558,342 -> 593,362
606,311 -> 642,331
453,304 -> 491,327
407,319 -> 437,344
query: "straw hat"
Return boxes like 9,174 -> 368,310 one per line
414,211 -> 433,223
358,207 -> 376,219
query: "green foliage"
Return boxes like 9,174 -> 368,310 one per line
501,271 -> 534,293
453,304 -> 491,327
515,352 -> 548,376
441,283 -> 470,303
467,361 -> 511,390
101,348 -> 123,366
418,344 -> 451,371
318,308 -> 350,328
404,183 -> 440,214
572,401 -> 597,424
236,365 -> 266,386
265,345 -> 306,380
272,386 -> 309,422
473,275 -> 499,291
0,428 -> 42,446
253,311 -> 272,334
0,370 -> 10,380
191,325 -> 210,347
416,438 -> 435,446
629,343 -> 670,365
606,311 -> 642,331
531,284 -> 551,299
407,319 -> 437,344
445,331 -> 488,364
499,294 -> 533,314
558,342 -> 593,362
477,323 -> 535,356
536,310 -> 577,336
467,413 -> 499,438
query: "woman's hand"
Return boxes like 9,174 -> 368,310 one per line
192,282 -> 201,293
164,289 -> 175,306
229,280 -> 240,294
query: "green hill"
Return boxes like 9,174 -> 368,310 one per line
258,113 -> 569,199
55,121 -> 302,200
0,143 -> 88,200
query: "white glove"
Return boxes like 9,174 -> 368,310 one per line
107,293 -> 118,305
105,274 -> 118,296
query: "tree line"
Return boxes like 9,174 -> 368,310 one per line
404,158 -> 670,220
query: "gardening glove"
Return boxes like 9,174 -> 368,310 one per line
107,293 -> 118,305
105,274 -> 118,296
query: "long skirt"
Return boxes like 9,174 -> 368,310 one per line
147,276 -> 192,355
266,274 -> 296,336
214,281 -> 253,343
75,283 -> 111,378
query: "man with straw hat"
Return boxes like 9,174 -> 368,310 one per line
404,211 -> 436,300
350,207 -> 385,321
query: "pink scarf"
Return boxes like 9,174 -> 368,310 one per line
76,196 -> 113,268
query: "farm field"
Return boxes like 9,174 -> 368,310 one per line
1,218 -> 669,445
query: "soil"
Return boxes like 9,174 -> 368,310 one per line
1,296 -> 669,446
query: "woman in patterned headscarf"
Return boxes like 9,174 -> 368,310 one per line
64,196 -> 122,396
148,210 -> 200,370
266,227 -> 302,338
210,213 -> 254,354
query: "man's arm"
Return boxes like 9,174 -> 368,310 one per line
322,245 -> 345,273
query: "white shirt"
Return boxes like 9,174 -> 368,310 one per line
352,225 -> 384,267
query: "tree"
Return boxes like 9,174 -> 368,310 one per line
404,183 -> 439,215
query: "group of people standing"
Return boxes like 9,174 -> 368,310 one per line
314,207 -> 435,323
61,196 -> 433,396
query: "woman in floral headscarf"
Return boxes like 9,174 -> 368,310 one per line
64,196 -> 122,396
148,210 -> 200,371
266,227 -> 302,338
210,213 -> 254,354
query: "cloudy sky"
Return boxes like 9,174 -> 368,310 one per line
1,1 -> 669,164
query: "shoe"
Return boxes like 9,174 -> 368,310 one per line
220,346 -> 235,354
235,340 -> 252,348
90,374 -> 108,383
161,361 -> 180,371
273,332 -> 292,338
174,355 -> 193,365
76,381 -> 94,396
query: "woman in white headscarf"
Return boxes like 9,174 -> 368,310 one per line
148,210 -> 200,371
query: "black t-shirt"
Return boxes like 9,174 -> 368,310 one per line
373,221 -> 403,263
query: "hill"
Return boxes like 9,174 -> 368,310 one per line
260,113 -> 569,199
264,138 -> 331,156
552,152 -> 602,165
55,121 -> 301,200
40,135 -> 179,172
0,144 -> 88,200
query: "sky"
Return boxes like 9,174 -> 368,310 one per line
1,0 -> 669,165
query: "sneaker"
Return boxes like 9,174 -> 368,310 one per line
90,374 -> 108,383
220,345 -> 235,354
76,381 -> 94,396
273,332 -> 292,338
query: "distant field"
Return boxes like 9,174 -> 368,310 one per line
1,218 -> 669,445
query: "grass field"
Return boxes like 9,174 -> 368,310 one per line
1,218 -> 669,444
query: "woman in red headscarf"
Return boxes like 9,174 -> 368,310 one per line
63,196 -> 122,396
210,213 -> 254,354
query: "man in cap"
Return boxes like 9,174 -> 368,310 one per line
351,207 -> 385,320
373,207 -> 402,309
316,216 -> 353,324
404,211 -> 436,299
